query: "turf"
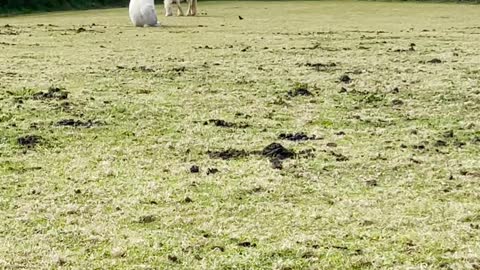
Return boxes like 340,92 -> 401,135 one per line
1,1 -> 480,269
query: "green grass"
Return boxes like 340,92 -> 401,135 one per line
1,1 -> 480,269
0,0 -> 128,16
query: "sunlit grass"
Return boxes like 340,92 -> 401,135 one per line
1,1 -> 480,269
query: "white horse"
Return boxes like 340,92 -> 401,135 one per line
129,0 -> 160,27
164,0 -> 197,16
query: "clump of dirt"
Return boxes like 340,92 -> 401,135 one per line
197,45 -> 213,49
204,119 -> 249,128
17,135 -> 43,148
339,74 -> 352,83
207,143 -> 299,170
76,27 -> 86,33
207,168 -> 219,175
278,132 -> 318,141
392,99 -> 404,106
427,58 -> 442,64
56,119 -> 97,128
0,42 -> 16,46
168,255 -> 180,263
326,142 -> 337,148
172,66 -> 186,74
304,62 -> 337,71
234,112 -> 252,119
190,165 -> 200,173
270,158 -> 283,170
298,148 -> 316,158
287,86 -> 313,97
238,241 -> 256,248
434,140 -> 448,147
32,87 -> 68,100
330,151 -> 349,162
261,143 -> 295,160
132,66 -> 155,73
208,149 -> 249,160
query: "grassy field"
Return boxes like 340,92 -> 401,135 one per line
1,1 -> 480,269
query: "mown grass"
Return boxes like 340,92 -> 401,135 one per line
0,0 -> 128,16
1,1 -> 480,269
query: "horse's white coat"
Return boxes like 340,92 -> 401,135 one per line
164,0 -> 184,16
164,0 -> 197,16
129,0 -> 160,27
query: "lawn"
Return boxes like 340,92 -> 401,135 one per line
0,1 -> 480,269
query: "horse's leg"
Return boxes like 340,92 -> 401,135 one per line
165,0 -> 173,16
176,0 -> 184,16
186,0 -> 193,16
191,0 -> 197,16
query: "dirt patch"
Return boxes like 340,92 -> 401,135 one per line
278,132 -> 318,141
339,74 -> 352,83
132,66 -> 155,73
56,119 -> 99,128
17,135 -> 43,148
261,143 -> 295,160
304,62 -> 337,71
190,165 -> 200,173
238,241 -> 256,248
172,66 -> 186,74
298,148 -> 316,158
207,143 -> 298,170
0,42 -> 16,46
330,151 -> 349,161
208,149 -> 249,160
32,87 -> 68,100
234,112 -> 252,119
434,140 -> 448,147
427,58 -> 443,64
207,168 -> 219,175
392,99 -> 404,106
287,87 -> 313,97
204,119 -> 249,128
